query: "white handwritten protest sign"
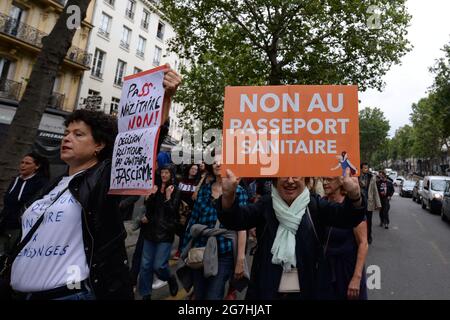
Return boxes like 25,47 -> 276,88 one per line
109,66 -> 167,195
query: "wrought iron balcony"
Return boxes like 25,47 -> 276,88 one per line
0,13 -> 46,48
141,20 -> 149,30
0,13 -> 92,68
91,68 -> 103,79
98,28 -> 110,39
136,50 -> 144,58
0,78 -> 22,101
120,40 -> 130,50
66,46 -> 92,67
48,92 -> 65,110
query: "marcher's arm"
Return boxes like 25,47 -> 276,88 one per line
161,64 -> 181,124
318,168 -> 365,227
219,170 -> 265,230
164,188 -> 181,216
316,195 -> 366,228
348,221 -> 368,299
234,230 -> 247,279
192,174 -> 207,201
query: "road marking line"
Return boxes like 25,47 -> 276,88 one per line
429,241 -> 449,265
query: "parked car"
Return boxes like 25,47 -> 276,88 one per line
394,176 -> 405,187
388,171 -> 398,182
421,176 -> 450,214
400,180 -> 415,197
412,180 -> 423,203
441,181 -> 450,222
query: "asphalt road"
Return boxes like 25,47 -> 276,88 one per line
366,190 -> 450,299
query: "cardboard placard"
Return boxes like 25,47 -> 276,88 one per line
222,85 -> 360,177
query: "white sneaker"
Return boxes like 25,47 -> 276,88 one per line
152,278 -> 168,290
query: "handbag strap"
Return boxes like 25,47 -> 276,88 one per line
307,207 -> 331,255
6,186 -> 69,264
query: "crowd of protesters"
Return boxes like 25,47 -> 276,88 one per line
0,65 -> 398,301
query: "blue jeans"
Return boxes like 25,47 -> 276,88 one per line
138,240 -> 172,297
192,252 -> 234,300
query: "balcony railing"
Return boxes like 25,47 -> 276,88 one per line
66,46 -> 92,67
0,13 -> 92,68
141,20 -> 149,29
48,92 -> 65,110
0,78 -> 22,101
91,68 -> 103,79
0,13 -> 46,48
136,50 -> 144,58
120,40 -> 130,50
98,28 -> 110,39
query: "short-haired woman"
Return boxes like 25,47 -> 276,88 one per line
0,152 -> 49,255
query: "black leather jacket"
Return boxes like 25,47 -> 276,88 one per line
22,160 -> 133,300
141,187 -> 181,243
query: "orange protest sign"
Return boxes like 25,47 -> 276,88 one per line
222,85 -> 360,177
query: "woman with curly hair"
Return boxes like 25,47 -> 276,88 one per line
6,66 -> 181,300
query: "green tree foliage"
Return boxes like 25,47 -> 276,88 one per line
429,42 -> 450,146
359,107 -> 390,164
372,138 -> 391,169
409,95 -> 445,159
390,125 -> 414,160
157,0 -> 411,129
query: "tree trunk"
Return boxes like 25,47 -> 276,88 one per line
0,0 -> 91,208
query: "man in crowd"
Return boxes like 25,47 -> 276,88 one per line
358,163 -> 381,244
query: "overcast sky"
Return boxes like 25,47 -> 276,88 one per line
359,0 -> 450,137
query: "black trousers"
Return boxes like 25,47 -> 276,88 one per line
366,211 -> 373,240
379,198 -> 390,225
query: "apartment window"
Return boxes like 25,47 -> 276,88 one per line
137,36 -> 146,58
114,60 -> 127,86
110,97 -> 120,115
88,89 -> 100,96
156,21 -> 165,40
126,0 -> 136,20
133,67 -> 142,74
8,3 -> 27,36
141,10 -> 150,30
153,46 -> 162,66
120,26 -> 131,50
0,57 -> 13,80
52,75 -> 61,92
91,48 -> 105,79
98,13 -> 111,38
104,0 -> 114,7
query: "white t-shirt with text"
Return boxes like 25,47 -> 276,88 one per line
11,173 -> 90,292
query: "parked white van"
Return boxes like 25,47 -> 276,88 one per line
421,176 -> 450,214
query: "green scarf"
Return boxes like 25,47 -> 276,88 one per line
271,185 -> 310,271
